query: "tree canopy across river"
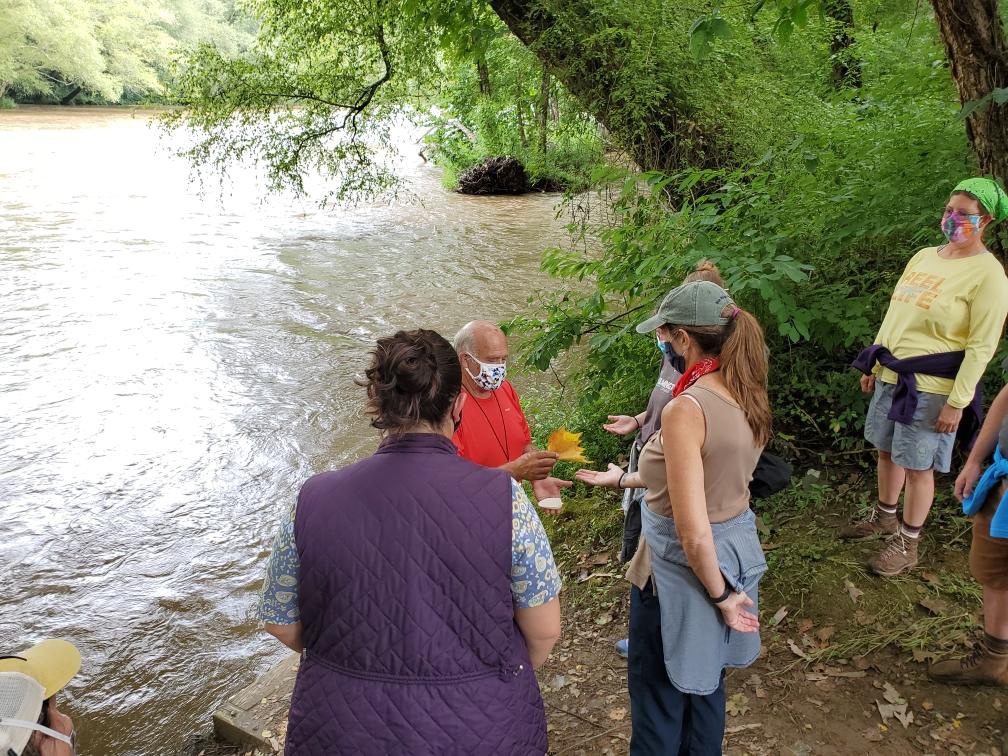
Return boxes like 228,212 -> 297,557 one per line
0,0 -> 253,105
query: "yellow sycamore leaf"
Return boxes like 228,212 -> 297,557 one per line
547,428 -> 589,463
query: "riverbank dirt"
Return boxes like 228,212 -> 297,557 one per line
198,471 -> 1007,755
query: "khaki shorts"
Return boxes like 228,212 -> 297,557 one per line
970,480 -> 1008,590
864,381 -> 954,473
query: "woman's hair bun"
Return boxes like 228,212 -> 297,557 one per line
386,340 -> 438,395
682,259 -> 724,287
361,329 -> 461,432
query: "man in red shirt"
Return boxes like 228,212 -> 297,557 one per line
452,321 -> 572,504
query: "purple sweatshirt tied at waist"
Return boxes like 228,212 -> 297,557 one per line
852,345 -> 983,449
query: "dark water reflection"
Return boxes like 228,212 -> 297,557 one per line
0,107 -> 564,755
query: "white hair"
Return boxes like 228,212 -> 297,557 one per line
453,320 -> 501,357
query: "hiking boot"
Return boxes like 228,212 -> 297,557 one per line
868,531 -> 919,577
839,507 -> 898,540
929,639 -> 1008,686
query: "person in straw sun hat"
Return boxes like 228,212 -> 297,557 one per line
0,640 -> 80,756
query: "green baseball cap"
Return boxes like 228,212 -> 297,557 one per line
635,281 -> 736,333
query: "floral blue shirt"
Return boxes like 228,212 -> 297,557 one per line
258,479 -> 561,624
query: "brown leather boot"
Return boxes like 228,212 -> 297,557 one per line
868,531 -> 919,576
840,506 -> 898,540
929,638 -> 1008,686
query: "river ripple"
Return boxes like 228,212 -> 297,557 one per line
0,107 -> 563,755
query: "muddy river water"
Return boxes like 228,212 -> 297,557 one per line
0,107 -> 565,755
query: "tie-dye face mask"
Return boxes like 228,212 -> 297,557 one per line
942,210 -> 984,243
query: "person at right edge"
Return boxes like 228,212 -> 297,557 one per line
577,281 -> 770,753
929,366 -> 1008,685
848,178 -> 1008,577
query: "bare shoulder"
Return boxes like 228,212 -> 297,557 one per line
660,394 -> 705,433
691,374 -> 738,404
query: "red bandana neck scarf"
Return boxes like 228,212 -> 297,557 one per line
672,357 -> 720,397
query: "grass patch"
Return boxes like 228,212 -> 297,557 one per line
536,488 -> 627,615
756,476 -> 981,670
542,470 -> 984,667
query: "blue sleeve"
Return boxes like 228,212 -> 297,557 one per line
510,480 -> 562,608
257,501 -> 301,624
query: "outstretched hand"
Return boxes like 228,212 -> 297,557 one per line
508,450 -> 559,481
718,591 -> 759,633
602,415 -> 639,436
533,476 -> 574,501
574,462 -> 624,489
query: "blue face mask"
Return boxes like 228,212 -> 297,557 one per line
657,336 -> 685,373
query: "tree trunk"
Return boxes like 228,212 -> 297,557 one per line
516,98 -> 528,148
488,0 -> 728,173
824,0 -> 861,89
931,0 -> 1008,181
60,85 -> 82,105
539,66 -> 549,155
477,57 -> 492,96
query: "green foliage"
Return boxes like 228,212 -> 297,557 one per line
0,0 -> 253,103
164,0 -> 505,200
689,12 -> 733,60
959,87 -> 1008,120
510,3 -> 976,454
421,26 -> 605,191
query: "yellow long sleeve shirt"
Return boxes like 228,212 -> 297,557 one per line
874,247 -> 1008,408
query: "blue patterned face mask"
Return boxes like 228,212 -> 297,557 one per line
465,354 -> 507,391
656,336 -> 673,358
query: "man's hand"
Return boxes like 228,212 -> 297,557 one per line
533,476 -> 573,501
935,403 -> 964,434
955,459 -> 984,502
859,374 -> 875,394
602,415 -> 639,436
574,463 -> 624,489
506,450 -> 559,481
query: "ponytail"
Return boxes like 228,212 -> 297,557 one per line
678,305 -> 772,446
719,309 -> 772,446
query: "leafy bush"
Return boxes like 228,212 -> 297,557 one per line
507,9 -> 985,458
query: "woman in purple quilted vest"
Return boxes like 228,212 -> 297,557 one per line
257,329 -> 562,755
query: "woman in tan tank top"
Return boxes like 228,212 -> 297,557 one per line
577,281 -> 772,754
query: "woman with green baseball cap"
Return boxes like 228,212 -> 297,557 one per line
847,177 -> 1008,578
577,280 -> 771,752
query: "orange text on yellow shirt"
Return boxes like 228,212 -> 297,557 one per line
892,271 -> 946,310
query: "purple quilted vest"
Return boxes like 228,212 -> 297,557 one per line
287,433 -> 547,755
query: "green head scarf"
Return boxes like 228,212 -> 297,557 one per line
952,177 -> 1008,222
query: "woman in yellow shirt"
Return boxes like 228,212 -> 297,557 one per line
846,178 -> 1008,577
